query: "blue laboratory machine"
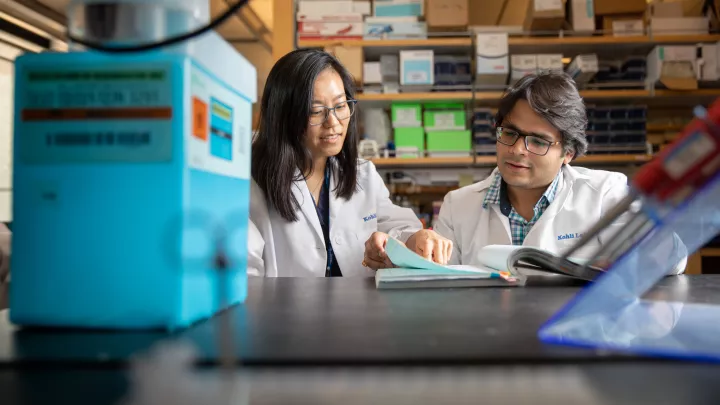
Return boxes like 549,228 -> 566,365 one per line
10,0 -> 257,329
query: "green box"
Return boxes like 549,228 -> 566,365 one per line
391,103 -> 422,127
394,127 -> 425,157
426,130 -> 471,152
423,103 -> 466,131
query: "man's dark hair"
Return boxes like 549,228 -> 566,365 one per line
495,71 -> 588,158
251,49 -> 359,222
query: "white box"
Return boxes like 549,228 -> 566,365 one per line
569,0 -> 595,33
650,17 -> 709,35
700,43 -> 720,81
298,1 -> 354,15
510,55 -> 537,84
297,21 -> 364,39
647,45 -> 698,89
612,20 -> 644,36
400,50 -> 434,85
354,1 -> 372,15
537,54 -> 563,72
566,54 -> 598,87
476,33 -> 509,86
297,13 -> 364,22
363,62 -> 383,84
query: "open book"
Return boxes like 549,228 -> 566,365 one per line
375,237 -> 605,289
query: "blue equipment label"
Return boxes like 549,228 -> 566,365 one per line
187,63 -> 251,180
18,64 -> 174,164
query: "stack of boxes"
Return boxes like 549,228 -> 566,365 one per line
392,103 -> 424,158
586,105 -> 648,155
365,51 -> 472,93
647,43 -> 720,90
391,103 -> 471,158
594,56 -> 646,86
366,0 -> 426,40
424,103 -> 472,157
476,33 -> 509,89
296,1 -> 371,41
472,108 -> 496,156
510,54 -> 564,85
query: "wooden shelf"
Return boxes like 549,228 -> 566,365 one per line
299,35 -> 720,50
357,89 -> 720,103
508,34 -> 720,47
371,154 -> 651,168
371,157 -> 475,167
357,92 -> 473,102
299,38 -> 472,48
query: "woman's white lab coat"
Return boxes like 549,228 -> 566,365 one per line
248,159 -> 422,277
434,165 -> 687,274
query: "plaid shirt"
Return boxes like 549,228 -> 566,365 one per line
482,170 -> 561,246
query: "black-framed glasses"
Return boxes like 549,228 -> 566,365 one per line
495,126 -> 561,156
309,99 -> 358,126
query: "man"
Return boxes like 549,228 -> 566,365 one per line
426,71 -> 686,274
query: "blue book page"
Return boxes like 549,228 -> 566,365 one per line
384,237 -> 497,275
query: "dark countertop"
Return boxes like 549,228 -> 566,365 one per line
1,276 -> 720,405
1,275 -> 718,366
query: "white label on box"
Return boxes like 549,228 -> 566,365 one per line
612,20 -> 644,36
534,0 -> 563,11
434,113 -> 456,128
476,33 -> 509,57
396,109 -> 419,126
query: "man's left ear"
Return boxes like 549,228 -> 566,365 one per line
563,152 -> 574,165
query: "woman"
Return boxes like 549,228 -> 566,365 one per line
248,49 -> 451,277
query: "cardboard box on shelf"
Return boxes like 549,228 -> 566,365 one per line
468,0 -> 505,26
325,46 -> 364,84
649,17 -> 709,35
364,18 -> 428,40
594,0 -> 646,16
566,54 -> 599,87
524,0 -> 566,32
648,2 -> 683,18
602,14 -> 645,36
374,0 -> 424,18
647,45 -> 698,90
426,0 -> 469,31
364,62 -> 383,84
537,53 -> 564,71
569,0 -> 596,33
298,21 -> 364,39
510,55 -> 538,84
476,33 -> 509,86
400,50 -> 434,86
500,0 -> 532,26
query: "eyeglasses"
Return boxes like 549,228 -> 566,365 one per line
495,126 -> 561,156
309,99 -> 357,126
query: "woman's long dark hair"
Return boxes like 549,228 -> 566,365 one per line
251,49 -> 359,222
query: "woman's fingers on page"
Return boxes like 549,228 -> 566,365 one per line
364,254 -> 387,270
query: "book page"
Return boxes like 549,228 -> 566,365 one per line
384,237 -> 494,274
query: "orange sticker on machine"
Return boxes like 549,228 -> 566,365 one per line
192,97 -> 208,141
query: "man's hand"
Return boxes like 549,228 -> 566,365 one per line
405,229 -> 453,265
363,232 -> 395,270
